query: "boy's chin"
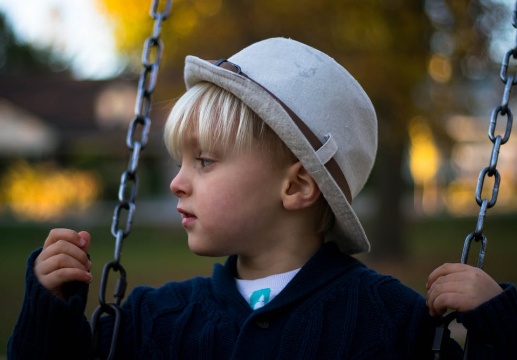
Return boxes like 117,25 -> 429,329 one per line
188,240 -> 227,258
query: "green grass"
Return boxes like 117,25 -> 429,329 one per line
1,215 -> 516,355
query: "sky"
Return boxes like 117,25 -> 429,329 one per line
0,0 -> 123,79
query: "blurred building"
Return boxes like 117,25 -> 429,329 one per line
0,74 -> 173,223
0,74 -> 160,157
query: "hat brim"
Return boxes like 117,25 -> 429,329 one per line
184,56 -> 370,255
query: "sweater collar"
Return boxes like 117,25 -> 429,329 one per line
211,242 -> 363,314
262,242 -> 362,311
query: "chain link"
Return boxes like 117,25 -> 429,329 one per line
91,1 -> 172,359
433,2 -> 517,358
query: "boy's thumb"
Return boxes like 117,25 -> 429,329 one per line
78,230 -> 91,252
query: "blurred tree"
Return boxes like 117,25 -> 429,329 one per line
97,0 -> 507,259
422,0 -> 508,133
0,14 -> 69,75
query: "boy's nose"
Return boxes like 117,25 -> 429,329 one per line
170,168 -> 190,197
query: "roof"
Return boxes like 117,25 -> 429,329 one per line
0,73 -> 169,156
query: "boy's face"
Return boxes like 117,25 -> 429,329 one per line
170,134 -> 290,258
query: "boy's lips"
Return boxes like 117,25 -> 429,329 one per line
177,207 -> 197,226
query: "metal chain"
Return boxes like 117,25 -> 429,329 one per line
90,1 -> 172,359
433,2 -> 517,359
461,0 -> 516,269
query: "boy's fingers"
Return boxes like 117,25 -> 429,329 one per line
427,292 -> 462,317
37,239 -> 90,268
39,268 -> 93,293
43,228 -> 87,251
426,263 -> 469,289
36,252 -> 90,276
427,277 -> 463,316
77,230 -> 91,253
428,271 -> 472,291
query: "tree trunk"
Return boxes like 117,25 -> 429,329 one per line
368,117 -> 408,261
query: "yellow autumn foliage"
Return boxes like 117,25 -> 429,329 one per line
94,0 -> 222,62
94,0 -> 150,57
1,161 -> 100,221
408,117 -> 441,185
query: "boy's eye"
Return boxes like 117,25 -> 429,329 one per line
196,157 -> 215,168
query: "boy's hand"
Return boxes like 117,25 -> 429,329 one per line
426,263 -> 503,317
34,229 -> 92,300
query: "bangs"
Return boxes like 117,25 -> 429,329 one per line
164,82 -> 265,160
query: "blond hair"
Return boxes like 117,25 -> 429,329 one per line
164,82 -> 293,165
164,82 -> 334,234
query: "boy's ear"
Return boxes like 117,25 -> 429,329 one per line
282,161 -> 321,210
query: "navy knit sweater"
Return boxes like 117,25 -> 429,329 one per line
8,242 -> 517,359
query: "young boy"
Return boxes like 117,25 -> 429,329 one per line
8,38 -> 517,359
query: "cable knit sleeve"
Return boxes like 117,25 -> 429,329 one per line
367,266 -> 517,359
456,283 -> 517,359
7,249 -> 93,360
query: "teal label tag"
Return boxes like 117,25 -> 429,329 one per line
249,288 -> 271,310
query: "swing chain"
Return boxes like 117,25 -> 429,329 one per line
91,1 -> 172,359
465,0 -> 517,267
433,3 -> 517,358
